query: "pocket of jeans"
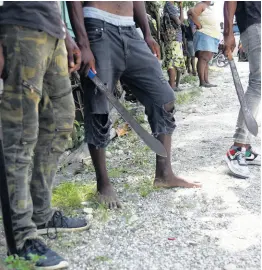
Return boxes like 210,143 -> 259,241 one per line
129,29 -> 143,41
87,28 -> 104,44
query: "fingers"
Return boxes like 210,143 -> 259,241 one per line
155,44 -> 161,60
67,48 -> 74,73
80,61 -> 96,76
69,50 -> 81,73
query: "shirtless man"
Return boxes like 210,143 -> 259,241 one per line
67,2 -> 201,209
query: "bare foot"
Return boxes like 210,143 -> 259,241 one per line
97,184 -> 122,209
154,175 -> 201,188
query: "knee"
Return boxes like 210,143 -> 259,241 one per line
163,100 -> 175,113
85,114 -> 112,148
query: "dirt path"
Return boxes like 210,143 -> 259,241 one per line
0,60 -> 261,270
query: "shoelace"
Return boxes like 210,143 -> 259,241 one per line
25,239 -> 48,255
236,151 -> 247,165
46,211 -> 69,240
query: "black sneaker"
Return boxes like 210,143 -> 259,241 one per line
18,239 -> 69,269
37,211 -> 90,237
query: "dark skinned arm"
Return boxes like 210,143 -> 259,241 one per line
178,2 -> 184,23
133,1 -> 160,59
67,1 -> 96,74
223,1 -> 237,57
187,2 -> 205,29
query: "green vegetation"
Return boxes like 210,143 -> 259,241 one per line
4,254 -> 44,270
138,178 -> 157,197
176,89 -> 202,105
52,182 -> 96,212
180,75 -> 198,85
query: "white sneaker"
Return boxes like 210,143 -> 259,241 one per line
245,146 -> 261,166
225,147 -> 250,178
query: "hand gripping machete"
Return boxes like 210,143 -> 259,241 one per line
228,52 -> 258,136
0,78 -> 17,255
87,70 -> 167,157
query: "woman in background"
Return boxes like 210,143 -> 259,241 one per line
188,1 -> 220,87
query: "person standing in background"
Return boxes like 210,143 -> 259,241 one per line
188,1 -> 220,88
184,18 -> 197,76
163,1 -> 186,92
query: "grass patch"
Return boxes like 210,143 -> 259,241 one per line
52,182 -> 96,212
176,90 -> 202,105
4,254 -> 43,270
135,113 -> 146,124
180,75 -> 198,84
138,178 -> 156,197
108,167 -> 128,178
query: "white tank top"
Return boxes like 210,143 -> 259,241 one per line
198,6 -> 220,39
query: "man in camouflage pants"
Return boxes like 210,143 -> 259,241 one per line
0,2 -> 88,269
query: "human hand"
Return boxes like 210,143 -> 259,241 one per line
79,46 -> 96,76
224,32 -> 236,59
65,33 -> 81,73
145,36 -> 161,60
179,1 -> 183,8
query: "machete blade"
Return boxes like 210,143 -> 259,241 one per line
229,59 -> 258,137
87,70 -> 167,157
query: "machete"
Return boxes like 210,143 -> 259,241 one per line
87,70 -> 167,157
228,52 -> 258,136
0,78 -> 17,255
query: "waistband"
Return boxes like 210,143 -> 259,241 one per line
83,7 -> 135,26
84,18 -> 137,33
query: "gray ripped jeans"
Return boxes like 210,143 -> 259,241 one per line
81,18 -> 176,148
233,23 -> 261,144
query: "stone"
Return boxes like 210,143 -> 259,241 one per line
83,208 -> 93,214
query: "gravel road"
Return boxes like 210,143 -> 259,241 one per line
0,60 -> 261,270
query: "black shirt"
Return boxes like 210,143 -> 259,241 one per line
0,2 -> 65,39
235,1 -> 261,34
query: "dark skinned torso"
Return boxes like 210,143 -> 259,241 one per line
83,1 -> 134,17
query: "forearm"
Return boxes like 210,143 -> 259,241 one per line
133,1 -> 151,39
179,6 -> 184,22
187,10 -> 201,28
170,15 -> 181,26
67,1 -> 90,49
223,1 -> 237,36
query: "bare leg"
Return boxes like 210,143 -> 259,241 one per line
154,134 -> 201,188
187,56 -> 191,73
167,68 -> 176,89
88,144 -> 121,209
175,69 -> 181,88
204,62 -> 209,83
197,54 -> 207,86
191,57 -> 197,75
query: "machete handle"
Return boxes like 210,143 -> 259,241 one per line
87,69 -> 96,79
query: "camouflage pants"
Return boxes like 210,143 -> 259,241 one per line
0,26 -> 75,249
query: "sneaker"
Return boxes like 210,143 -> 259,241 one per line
18,239 -> 69,269
245,146 -> 261,166
37,211 -> 90,237
225,146 -> 250,178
